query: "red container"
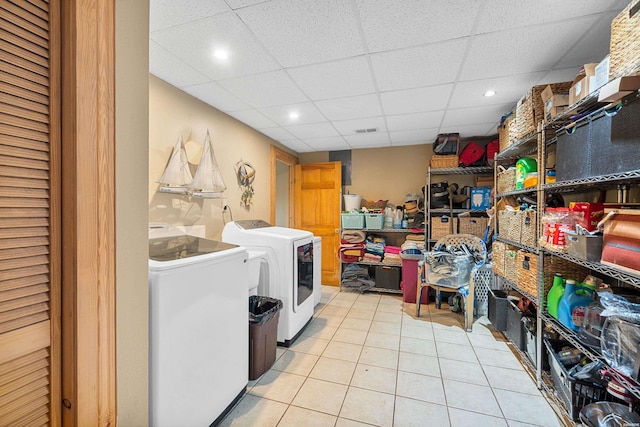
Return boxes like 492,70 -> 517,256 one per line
570,202 -> 604,232
401,256 -> 429,304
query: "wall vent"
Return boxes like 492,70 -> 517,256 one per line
354,128 -> 379,134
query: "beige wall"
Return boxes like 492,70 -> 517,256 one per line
116,0 -> 150,425
149,76 -> 294,240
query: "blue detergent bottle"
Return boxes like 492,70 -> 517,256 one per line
558,279 -> 595,331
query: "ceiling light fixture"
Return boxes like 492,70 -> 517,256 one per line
288,111 -> 299,120
484,90 -> 497,97
213,49 -> 229,60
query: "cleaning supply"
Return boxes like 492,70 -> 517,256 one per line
547,274 -> 566,319
558,280 -> 595,331
515,157 -> 537,190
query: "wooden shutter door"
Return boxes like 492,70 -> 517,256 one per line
0,0 -> 61,425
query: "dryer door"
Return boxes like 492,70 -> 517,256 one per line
293,237 -> 314,311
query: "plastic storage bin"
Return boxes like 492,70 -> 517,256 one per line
249,296 -> 283,380
488,289 -> 508,331
505,300 -> 525,350
365,213 -> 384,230
374,265 -> 400,290
341,213 -> 364,229
401,253 -> 428,304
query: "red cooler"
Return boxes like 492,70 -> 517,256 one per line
400,253 -> 428,304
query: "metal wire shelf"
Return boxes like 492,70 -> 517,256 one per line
542,249 -> 640,288
495,187 -> 537,199
428,166 -> 494,175
495,130 -> 538,161
496,236 -> 539,254
430,208 -> 489,214
543,170 -> 640,193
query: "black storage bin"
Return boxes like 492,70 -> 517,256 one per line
374,265 -> 400,290
504,300 -> 525,350
590,96 -> 640,177
488,289 -> 508,331
556,118 -> 591,182
249,296 -> 283,380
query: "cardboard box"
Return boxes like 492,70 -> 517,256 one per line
474,175 -> 493,187
568,63 -> 598,106
569,202 -> 604,232
594,55 -> 610,89
471,186 -> 492,211
541,84 -> 570,122
566,232 -> 603,262
598,75 -> 640,103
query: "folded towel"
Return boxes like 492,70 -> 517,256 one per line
341,230 -> 366,243
384,245 -> 402,254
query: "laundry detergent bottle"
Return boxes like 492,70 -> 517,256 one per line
558,280 -> 595,331
546,273 -> 565,319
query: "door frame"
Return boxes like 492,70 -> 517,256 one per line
270,145 -> 297,226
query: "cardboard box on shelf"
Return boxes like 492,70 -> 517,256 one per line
471,186 -> 492,211
598,75 -> 640,103
594,55 -> 610,90
541,85 -> 570,122
475,175 -> 493,187
568,63 -> 598,106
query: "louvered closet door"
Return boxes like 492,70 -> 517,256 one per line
0,0 -> 60,426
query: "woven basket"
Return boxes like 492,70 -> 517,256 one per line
458,217 -> 488,239
492,240 -> 506,277
516,252 -> 590,300
520,210 -> 537,248
497,167 -> 516,194
361,199 -> 389,210
430,154 -> 459,169
499,210 -> 521,243
498,116 -> 515,152
610,0 -> 640,79
431,216 -> 457,240
504,246 -> 518,283
514,83 -> 572,140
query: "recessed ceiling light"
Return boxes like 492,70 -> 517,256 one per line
213,49 -> 229,60
288,111 -> 299,120
484,90 -> 497,97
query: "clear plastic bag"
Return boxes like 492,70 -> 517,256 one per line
424,251 -> 473,289
601,316 -> 640,377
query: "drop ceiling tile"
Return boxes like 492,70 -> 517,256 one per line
150,0 -> 231,32
442,103 -> 514,128
332,117 -> 386,136
219,71 -> 309,108
343,132 -> 390,147
286,123 -> 340,139
475,0 -> 624,35
281,140 -> 314,153
439,123 -> 498,138
315,94 -> 382,121
389,129 -> 437,145
391,139 -> 432,147
236,0 -> 364,67
151,13 -> 280,80
386,111 -> 444,132
554,12 -> 617,69
458,17 -> 599,81
259,103 -> 326,126
449,73 -> 545,109
228,109 -> 278,129
371,39 -> 468,91
356,0 -> 481,53
224,0 -> 269,10
259,127 -> 297,141
380,84 -> 453,116
287,57 -> 376,100
183,81 -> 251,112
149,41 -> 211,88
303,136 -> 351,151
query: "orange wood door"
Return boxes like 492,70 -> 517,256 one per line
294,162 -> 341,286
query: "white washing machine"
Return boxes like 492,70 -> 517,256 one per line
313,236 -> 322,307
222,220 -> 315,346
148,233 -> 248,427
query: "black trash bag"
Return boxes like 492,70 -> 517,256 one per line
249,295 -> 283,325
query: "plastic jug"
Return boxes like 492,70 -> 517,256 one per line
547,274 -> 566,319
393,207 -> 403,229
515,157 -> 537,190
558,280 -> 595,331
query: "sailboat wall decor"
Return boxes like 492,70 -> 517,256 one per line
189,130 -> 227,198
157,135 -> 193,194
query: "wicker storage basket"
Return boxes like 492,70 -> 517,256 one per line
430,154 -> 459,169
458,217 -> 488,239
516,252 -> 590,300
498,116 -> 515,152
504,246 -> 518,283
520,210 -> 537,248
497,167 -> 516,195
499,210 -> 521,243
610,0 -> 640,79
431,216 -> 457,239
514,83 -> 572,140
493,240 -> 506,277
361,199 -> 389,210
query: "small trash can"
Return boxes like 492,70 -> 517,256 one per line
248,295 -> 283,380
400,252 -> 427,304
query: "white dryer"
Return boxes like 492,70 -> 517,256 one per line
148,234 -> 248,427
222,220 -> 315,346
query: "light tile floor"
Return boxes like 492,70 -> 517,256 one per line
220,286 -> 566,427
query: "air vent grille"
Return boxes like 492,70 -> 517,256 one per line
354,128 -> 379,134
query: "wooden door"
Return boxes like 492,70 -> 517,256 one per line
294,162 -> 341,286
0,0 -> 61,425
